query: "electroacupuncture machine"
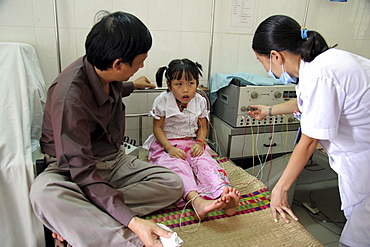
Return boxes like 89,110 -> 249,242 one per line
210,79 -> 300,160
212,79 -> 298,127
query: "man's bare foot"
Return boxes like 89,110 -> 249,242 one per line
52,231 -> 65,242
55,239 -> 65,247
191,196 -> 227,220
221,186 -> 241,216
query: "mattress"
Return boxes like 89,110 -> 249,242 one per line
138,148 -> 323,247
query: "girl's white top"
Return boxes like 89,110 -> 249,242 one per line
143,91 -> 209,149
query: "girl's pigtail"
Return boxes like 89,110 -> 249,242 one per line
155,66 -> 167,87
195,62 -> 203,77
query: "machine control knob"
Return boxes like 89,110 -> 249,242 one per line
241,106 -> 247,112
274,91 -> 282,98
251,91 -> 258,99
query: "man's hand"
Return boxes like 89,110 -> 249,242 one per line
133,76 -> 156,90
128,217 -> 173,247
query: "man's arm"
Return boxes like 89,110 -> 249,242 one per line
52,96 -> 137,226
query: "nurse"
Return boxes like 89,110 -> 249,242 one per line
247,15 -> 370,247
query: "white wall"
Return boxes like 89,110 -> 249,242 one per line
211,0 -> 370,77
0,0 -> 213,89
1,0 -> 369,143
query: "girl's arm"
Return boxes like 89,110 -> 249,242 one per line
196,117 -> 208,143
191,117 -> 208,157
153,117 -> 186,159
153,117 -> 172,151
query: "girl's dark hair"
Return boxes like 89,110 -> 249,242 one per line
85,10 -> 152,71
155,59 -> 203,87
252,15 -> 330,62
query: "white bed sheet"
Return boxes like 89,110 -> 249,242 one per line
0,42 -> 46,247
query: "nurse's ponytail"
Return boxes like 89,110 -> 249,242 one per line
252,15 -> 332,62
301,30 -> 331,62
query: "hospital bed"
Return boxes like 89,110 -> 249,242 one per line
0,42 -> 46,246
139,148 -> 323,247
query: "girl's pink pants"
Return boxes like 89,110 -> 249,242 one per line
148,139 -> 230,207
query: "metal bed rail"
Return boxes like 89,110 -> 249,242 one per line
126,113 -> 151,146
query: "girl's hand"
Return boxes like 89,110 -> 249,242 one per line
191,143 -> 204,157
167,146 -> 187,160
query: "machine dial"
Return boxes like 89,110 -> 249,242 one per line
251,91 -> 258,99
274,91 -> 282,98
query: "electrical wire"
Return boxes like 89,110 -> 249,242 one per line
239,117 -> 249,168
282,115 -> 292,158
247,115 -> 256,174
254,120 -> 263,166
180,194 -> 202,233
208,119 -> 227,155
292,199 -> 344,236
256,116 -> 276,179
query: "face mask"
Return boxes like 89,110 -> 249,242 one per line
268,55 -> 297,84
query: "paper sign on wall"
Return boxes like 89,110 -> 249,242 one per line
226,0 -> 257,34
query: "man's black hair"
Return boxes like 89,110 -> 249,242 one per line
85,11 -> 152,71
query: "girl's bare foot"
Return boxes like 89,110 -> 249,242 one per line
221,186 -> 241,216
193,196 -> 227,220
189,194 -> 227,220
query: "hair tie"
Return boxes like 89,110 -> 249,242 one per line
301,28 -> 309,40
165,65 -> 169,70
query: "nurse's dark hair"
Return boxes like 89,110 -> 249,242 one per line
85,10 -> 152,71
156,59 -> 203,88
252,15 -> 332,62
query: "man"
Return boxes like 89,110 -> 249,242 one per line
30,11 -> 183,247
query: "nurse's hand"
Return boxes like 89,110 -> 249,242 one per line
247,105 -> 269,120
269,187 -> 298,224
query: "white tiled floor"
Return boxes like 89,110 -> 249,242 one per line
292,160 -> 345,246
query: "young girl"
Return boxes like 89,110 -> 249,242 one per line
143,58 -> 240,220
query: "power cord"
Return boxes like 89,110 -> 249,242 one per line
293,198 -> 345,236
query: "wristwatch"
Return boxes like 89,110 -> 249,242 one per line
268,105 -> 273,116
